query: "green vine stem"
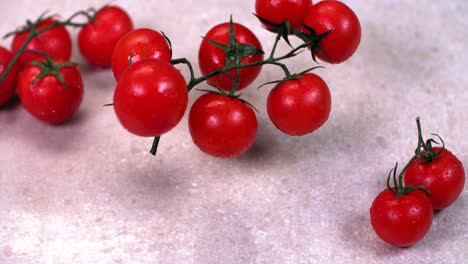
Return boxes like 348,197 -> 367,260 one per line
387,117 -> 446,199
19,49 -> 76,88
386,160 -> 429,201
0,9 -> 97,83
173,34 -> 316,93
149,17 -> 325,156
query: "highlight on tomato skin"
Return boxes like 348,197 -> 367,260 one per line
113,59 -> 188,137
255,0 -> 313,32
79,5 -> 134,67
111,28 -> 172,81
0,46 -> 19,107
188,93 -> 258,158
11,18 -> 72,69
17,62 -> 84,124
404,147 -> 465,210
198,22 -> 264,92
267,73 -> 331,136
302,0 -> 361,64
370,188 -> 434,247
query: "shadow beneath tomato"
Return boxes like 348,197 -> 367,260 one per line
13,107 -> 90,154
235,118 -> 280,163
0,94 -> 21,110
337,209 -> 405,257
0,94 -> 23,130
425,196 -> 467,247
104,149 -> 194,213
64,109 -> 87,126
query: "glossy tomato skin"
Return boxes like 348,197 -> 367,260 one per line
199,22 -> 263,91
267,73 -> 331,136
79,5 -> 133,66
404,148 -> 465,210
0,46 -> 19,106
18,63 -> 83,124
189,93 -> 257,158
114,59 -> 188,137
302,0 -> 361,64
111,28 -> 171,81
370,189 -> 433,247
255,0 -> 312,31
11,18 -> 72,68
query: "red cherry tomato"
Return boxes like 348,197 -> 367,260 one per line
267,73 -> 331,136
370,189 -> 433,247
255,0 -> 312,31
113,59 -> 188,137
198,22 -> 263,91
18,62 -> 83,124
79,5 -> 133,67
189,93 -> 257,158
404,147 -> 465,210
0,46 -> 19,106
11,18 -> 72,68
111,28 -> 171,81
302,0 -> 361,63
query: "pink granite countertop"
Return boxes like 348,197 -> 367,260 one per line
0,0 -> 467,263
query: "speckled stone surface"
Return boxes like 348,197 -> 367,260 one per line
0,0 -> 467,263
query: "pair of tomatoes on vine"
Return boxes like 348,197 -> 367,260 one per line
370,118 -> 465,247
256,0 -> 361,63
0,5 -> 133,124
111,28 -> 188,137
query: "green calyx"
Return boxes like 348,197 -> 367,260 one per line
253,13 -> 293,47
385,116 -> 447,200
196,86 -> 259,113
258,66 -> 324,90
292,25 -> 332,63
414,117 -> 445,163
28,52 -> 76,89
202,16 -> 264,95
203,16 -> 264,71
0,8 -> 98,84
386,162 -> 431,201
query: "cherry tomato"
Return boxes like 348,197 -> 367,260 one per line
0,46 -> 19,106
11,18 -> 72,68
267,73 -> 331,136
302,0 -> 361,64
113,59 -> 188,137
198,22 -> 263,91
404,147 -> 465,210
255,0 -> 312,31
111,28 -> 171,81
189,93 -> 257,158
79,5 -> 133,67
370,189 -> 433,247
18,62 -> 83,124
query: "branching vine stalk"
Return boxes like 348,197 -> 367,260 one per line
386,117 -> 445,199
149,17 -> 327,155
0,9 -> 327,156
0,9 -> 99,83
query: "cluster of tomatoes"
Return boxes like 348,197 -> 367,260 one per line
0,0 -> 362,159
0,6 -> 133,123
370,118 -> 465,247
0,0 -> 465,249
116,0 -> 361,158
0,0 -> 362,157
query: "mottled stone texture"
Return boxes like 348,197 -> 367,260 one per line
0,0 -> 467,263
